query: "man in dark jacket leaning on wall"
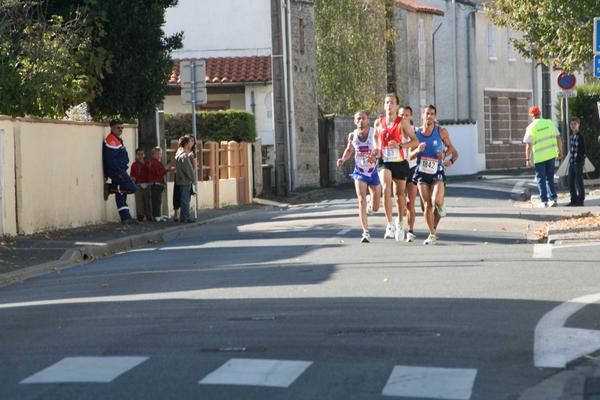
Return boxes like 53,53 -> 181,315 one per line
103,120 -> 137,223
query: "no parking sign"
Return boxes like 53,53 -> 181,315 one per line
557,72 -> 576,90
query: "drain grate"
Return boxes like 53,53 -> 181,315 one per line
199,346 -> 267,353
228,315 -> 280,322
331,327 -> 441,337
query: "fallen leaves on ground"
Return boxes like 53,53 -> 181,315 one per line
533,212 -> 600,242
554,212 -> 600,231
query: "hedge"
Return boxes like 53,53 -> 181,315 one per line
568,84 -> 600,178
164,110 -> 257,143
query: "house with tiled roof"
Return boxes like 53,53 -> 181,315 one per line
163,0 -> 276,150
165,56 -> 273,145
164,0 -> 320,191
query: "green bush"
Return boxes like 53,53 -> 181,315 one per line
569,84 -> 600,178
164,110 -> 257,143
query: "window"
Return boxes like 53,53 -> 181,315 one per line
488,25 -> 496,60
507,29 -> 516,61
490,97 -> 501,143
299,18 -> 305,55
508,98 -> 519,142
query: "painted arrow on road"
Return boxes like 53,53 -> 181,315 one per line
534,293 -> 600,368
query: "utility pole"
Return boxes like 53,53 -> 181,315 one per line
270,0 -> 290,196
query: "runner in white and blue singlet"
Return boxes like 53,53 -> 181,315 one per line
337,111 -> 382,243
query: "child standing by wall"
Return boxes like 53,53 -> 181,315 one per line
147,146 -> 168,221
131,148 -> 152,221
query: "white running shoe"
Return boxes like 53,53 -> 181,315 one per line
423,233 -> 438,245
436,205 -> 447,217
405,231 -> 416,242
361,231 -> 370,243
538,202 -> 549,208
549,199 -> 558,207
384,224 -> 395,239
395,225 -> 405,241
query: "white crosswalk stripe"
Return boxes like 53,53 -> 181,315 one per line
20,356 -> 149,384
199,358 -> 312,388
382,365 -> 478,399
18,356 -> 479,398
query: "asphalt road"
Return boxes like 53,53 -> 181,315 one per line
1,175 -> 599,400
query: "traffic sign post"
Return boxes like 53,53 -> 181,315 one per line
179,59 -> 207,218
594,18 -> 600,54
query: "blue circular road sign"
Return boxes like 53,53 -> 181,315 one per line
557,72 -> 576,90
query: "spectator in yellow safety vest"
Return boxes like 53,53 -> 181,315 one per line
523,106 -> 563,208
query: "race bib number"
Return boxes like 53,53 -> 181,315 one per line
383,147 -> 402,162
418,157 -> 439,174
356,153 -> 376,174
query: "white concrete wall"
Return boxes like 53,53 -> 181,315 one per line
245,85 -> 274,146
0,126 -> 13,236
444,123 -> 486,176
164,0 -> 271,59
0,116 -> 137,235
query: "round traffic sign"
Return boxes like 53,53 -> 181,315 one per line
557,72 -> 576,90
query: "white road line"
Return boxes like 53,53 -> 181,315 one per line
20,356 -> 148,384
199,358 -> 312,388
553,242 -> 600,250
532,244 -> 553,259
382,366 -> 477,399
534,292 -> 600,368
336,229 -> 351,236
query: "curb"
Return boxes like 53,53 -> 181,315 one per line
252,197 -> 290,208
0,208 -> 263,287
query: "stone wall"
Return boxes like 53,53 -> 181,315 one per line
290,0 -> 320,189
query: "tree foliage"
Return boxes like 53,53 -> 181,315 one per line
86,0 -> 183,120
484,0 -> 600,73
0,0 -> 107,117
0,0 -> 182,120
315,0 -> 391,115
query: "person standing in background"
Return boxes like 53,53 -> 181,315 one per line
567,117 -> 586,206
175,136 -> 196,223
147,146 -> 168,220
131,148 -> 152,222
103,120 -> 136,224
523,106 -> 563,208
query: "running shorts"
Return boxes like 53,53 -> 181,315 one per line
413,169 -> 445,186
377,159 -> 410,180
350,169 -> 381,186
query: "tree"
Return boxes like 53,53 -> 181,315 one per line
47,0 -> 183,121
484,0 -> 600,73
88,0 -> 182,120
0,0 -> 107,117
315,0 -> 391,115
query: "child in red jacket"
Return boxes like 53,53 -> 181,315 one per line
147,147 -> 168,221
130,148 -> 152,221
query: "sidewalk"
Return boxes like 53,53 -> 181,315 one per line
0,204 -> 274,286
517,188 -> 600,244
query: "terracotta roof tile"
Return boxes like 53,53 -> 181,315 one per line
169,56 -> 272,85
395,0 -> 445,16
